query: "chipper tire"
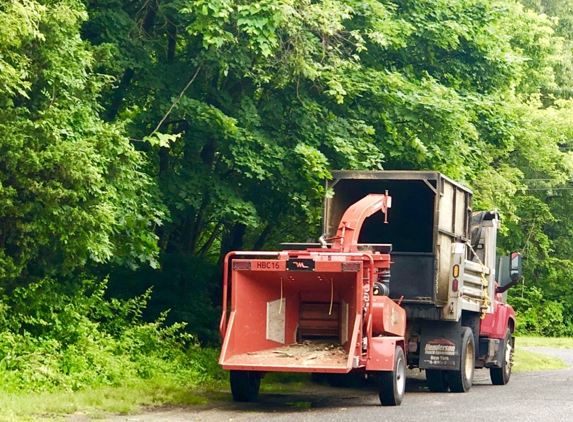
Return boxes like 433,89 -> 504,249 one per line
230,370 -> 261,402
447,327 -> 475,393
426,369 -> 449,392
490,329 -> 513,385
378,346 -> 406,406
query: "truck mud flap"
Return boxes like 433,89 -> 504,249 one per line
419,323 -> 465,370
480,337 -> 507,368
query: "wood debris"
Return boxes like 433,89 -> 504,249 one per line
226,340 -> 348,367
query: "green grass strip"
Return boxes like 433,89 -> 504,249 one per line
0,378 -> 209,422
513,348 -> 569,372
515,336 -> 573,348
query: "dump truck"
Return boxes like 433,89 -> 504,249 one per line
323,171 -> 521,392
219,170 -> 521,404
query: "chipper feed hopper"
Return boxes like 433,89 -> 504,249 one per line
219,194 -> 407,406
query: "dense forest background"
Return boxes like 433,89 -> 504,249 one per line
2,1 -> 573,385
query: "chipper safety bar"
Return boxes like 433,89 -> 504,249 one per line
219,194 -> 408,406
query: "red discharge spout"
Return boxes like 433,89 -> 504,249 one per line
330,192 -> 391,252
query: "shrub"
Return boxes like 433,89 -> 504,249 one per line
0,277 -> 223,392
510,285 -> 573,337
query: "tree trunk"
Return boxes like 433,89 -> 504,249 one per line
167,21 -> 177,62
199,221 -> 223,256
252,223 -> 272,250
107,68 -> 134,121
229,223 -> 247,252
218,223 -> 247,265
201,138 -> 217,168
106,4 -> 158,120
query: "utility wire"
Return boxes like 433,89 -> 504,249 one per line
525,187 -> 573,191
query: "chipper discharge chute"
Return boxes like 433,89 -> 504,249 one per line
219,194 -> 407,406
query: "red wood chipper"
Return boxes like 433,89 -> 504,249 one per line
219,193 -> 407,406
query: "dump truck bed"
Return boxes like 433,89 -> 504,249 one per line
325,171 -> 473,314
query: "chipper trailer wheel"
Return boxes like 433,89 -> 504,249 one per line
378,346 -> 406,406
230,370 -> 261,402
490,328 -> 513,385
447,327 -> 475,393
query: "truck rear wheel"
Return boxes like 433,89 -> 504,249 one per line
448,327 -> 475,393
490,329 -> 513,385
426,369 -> 449,392
378,346 -> 406,406
230,370 -> 261,402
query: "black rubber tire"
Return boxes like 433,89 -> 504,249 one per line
490,329 -> 513,385
447,327 -> 475,393
378,346 -> 406,406
230,370 -> 261,402
426,369 -> 449,392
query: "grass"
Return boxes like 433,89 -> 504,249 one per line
513,347 -> 569,372
260,372 -> 313,393
512,335 -> 572,373
516,336 -> 573,348
0,378 -> 212,422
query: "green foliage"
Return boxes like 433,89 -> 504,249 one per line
107,253 -> 222,345
0,0 -> 164,284
77,0 -> 573,339
0,276 -> 224,392
510,285 -> 573,337
5,0 -> 573,394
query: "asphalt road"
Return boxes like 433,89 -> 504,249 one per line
111,348 -> 573,422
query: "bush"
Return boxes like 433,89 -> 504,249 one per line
0,277 -> 224,393
510,285 -> 573,337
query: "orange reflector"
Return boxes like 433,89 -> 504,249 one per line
452,279 -> 459,292
233,261 -> 251,270
453,264 -> 460,278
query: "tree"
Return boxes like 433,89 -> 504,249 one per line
76,0 -> 573,340
0,0 -> 163,285
4,0 -> 571,339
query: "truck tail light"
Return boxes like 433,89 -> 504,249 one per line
452,279 -> 459,292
